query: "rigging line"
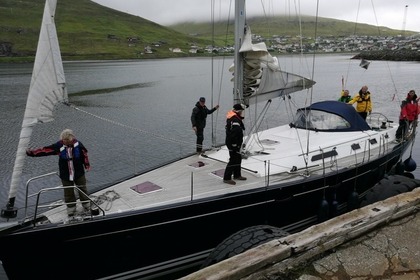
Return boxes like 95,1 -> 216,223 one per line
343,0 -> 362,90
369,0 -> 400,107
211,0 -> 232,147
211,0 -> 217,147
64,102 -> 194,149
309,0 -> 319,105
301,0 -> 320,170
213,0 -> 230,147
259,0 -> 272,36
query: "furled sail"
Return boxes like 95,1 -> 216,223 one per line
6,0 -> 67,208
230,27 -> 315,105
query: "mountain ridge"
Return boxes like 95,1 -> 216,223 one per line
170,14 -> 415,39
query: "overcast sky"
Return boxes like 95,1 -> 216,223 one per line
91,0 -> 420,32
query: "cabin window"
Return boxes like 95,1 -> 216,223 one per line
293,110 -> 350,131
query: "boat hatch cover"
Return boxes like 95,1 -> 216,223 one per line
130,181 -> 162,194
189,161 -> 206,168
212,169 -> 225,178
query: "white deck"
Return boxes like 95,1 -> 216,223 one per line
40,120 -> 404,224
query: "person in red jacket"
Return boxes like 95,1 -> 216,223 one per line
26,129 -> 91,216
396,90 -> 419,141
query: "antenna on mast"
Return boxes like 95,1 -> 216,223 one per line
402,5 -> 408,37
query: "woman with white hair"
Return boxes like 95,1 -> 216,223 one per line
26,129 -> 91,216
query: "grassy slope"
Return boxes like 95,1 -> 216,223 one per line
0,0 -> 415,61
0,0 -> 211,61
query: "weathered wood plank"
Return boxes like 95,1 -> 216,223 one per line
179,187 -> 420,280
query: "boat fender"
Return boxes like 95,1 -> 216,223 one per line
360,175 -> 420,206
317,198 -> 329,222
330,194 -> 339,217
395,160 -> 405,175
403,172 -> 415,179
347,191 -> 360,211
403,157 -> 417,172
201,225 -> 289,268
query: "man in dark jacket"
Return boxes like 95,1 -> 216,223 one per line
191,97 -> 219,154
223,104 -> 247,185
26,129 -> 91,216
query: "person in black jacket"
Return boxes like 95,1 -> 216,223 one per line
191,97 -> 219,154
223,104 -> 247,185
26,129 -> 91,216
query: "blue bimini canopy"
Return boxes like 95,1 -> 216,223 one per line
293,100 -> 371,132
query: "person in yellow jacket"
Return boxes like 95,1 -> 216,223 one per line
348,85 -> 372,120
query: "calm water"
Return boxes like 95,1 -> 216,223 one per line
1,55 -> 420,216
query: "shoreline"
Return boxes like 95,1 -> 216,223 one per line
2,50 -> 419,64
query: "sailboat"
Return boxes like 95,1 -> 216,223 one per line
0,0 -> 417,279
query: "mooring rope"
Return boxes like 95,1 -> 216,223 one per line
91,190 -> 120,211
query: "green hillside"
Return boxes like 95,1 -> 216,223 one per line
0,0 -> 416,62
0,0 -> 212,61
171,15 -> 416,43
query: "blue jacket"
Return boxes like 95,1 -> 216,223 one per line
27,139 -> 90,181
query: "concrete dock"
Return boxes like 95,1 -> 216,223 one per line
180,177 -> 420,280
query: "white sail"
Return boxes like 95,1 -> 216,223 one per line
7,0 -> 67,203
232,26 -> 315,105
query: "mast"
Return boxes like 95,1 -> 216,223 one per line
233,0 -> 246,104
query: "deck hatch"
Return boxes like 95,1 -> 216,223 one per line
260,139 -> 279,145
130,181 -> 162,194
211,169 -> 225,178
189,161 -> 206,168
311,150 -> 338,162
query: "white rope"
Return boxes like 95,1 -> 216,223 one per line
64,102 -> 196,150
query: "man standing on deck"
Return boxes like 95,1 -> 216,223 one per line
191,97 -> 219,154
223,104 -> 247,185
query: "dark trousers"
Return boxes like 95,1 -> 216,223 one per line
196,127 -> 204,152
223,149 -> 242,180
396,119 -> 409,139
62,175 -> 89,208
358,112 -> 368,120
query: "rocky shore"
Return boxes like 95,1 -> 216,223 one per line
353,50 -> 420,61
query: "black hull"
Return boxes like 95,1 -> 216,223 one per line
0,144 -> 408,280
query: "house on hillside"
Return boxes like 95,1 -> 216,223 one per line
189,45 -> 199,54
144,46 -> 153,54
170,48 -> 183,53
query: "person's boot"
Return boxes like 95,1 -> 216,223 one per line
223,180 -> 236,185
67,206 -> 76,216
